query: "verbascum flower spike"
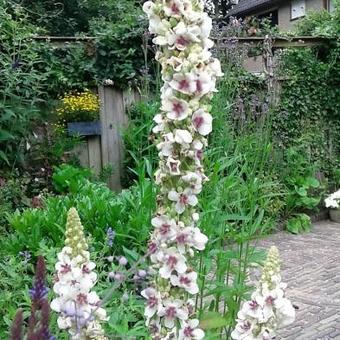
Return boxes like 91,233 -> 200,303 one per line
65,207 -> 88,259
231,246 -> 296,340
142,0 -> 223,338
51,208 -> 107,340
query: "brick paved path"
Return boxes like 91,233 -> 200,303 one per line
257,220 -> 340,340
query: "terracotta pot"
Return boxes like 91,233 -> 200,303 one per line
329,209 -> 340,223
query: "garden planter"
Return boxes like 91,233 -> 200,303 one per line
329,209 -> 340,223
67,121 -> 101,136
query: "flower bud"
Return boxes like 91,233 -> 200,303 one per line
118,256 -> 128,266
137,269 -> 147,278
108,271 -> 115,280
113,272 -> 125,283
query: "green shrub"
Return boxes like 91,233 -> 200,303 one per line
123,100 -> 159,186
4,164 -> 156,256
286,213 -> 312,234
273,6 -> 340,178
282,146 -> 323,217
0,4 -> 50,167
52,164 -> 92,193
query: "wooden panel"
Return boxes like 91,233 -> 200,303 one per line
88,136 -> 102,175
217,36 -> 331,49
73,141 -> 89,168
123,89 -> 136,111
99,86 -> 124,191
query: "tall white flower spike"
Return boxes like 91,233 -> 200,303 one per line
142,0 -> 223,338
51,208 -> 107,340
231,246 -> 296,340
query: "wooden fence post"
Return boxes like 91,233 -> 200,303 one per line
99,86 -> 128,191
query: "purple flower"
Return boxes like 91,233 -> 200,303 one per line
25,257 -> 55,339
11,309 -> 23,339
11,59 -> 22,70
106,227 -> 115,247
19,250 -> 31,262
38,300 -> 55,340
29,256 -> 49,303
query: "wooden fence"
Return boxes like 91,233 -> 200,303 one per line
70,86 -> 140,191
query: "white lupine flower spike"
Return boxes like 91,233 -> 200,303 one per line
142,0 -> 223,338
231,246 -> 296,340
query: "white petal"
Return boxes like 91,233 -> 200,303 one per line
168,190 -> 179,202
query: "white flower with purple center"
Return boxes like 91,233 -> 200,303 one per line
141,288 -> 162,321
166,157 -> 181,175
170,271 -> 199,294
169,73 -> 197,95
152,215 -> 177,242
162,96 -> 190,121
172,22 -> 201,50
195,71 -> 216,97
192,109 -> 213,136
230,319 -> 255,340
163,0 -> 188,18
158,247 -> 187,279
158,299 -> 189,328
168,188 -> 198,214
179,319 -> 205,340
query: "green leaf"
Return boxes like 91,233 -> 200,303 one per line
200,312 -> 229,330
305,177 -> 320,188
296,187 -> 307,197
0,150 -> 9,165
0,129 -> 14,141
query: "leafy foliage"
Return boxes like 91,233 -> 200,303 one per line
88,1 -> 148,88
286,213 -> 312,234
6,0 -> 149,90
3,164 -> 156,256
282,146 -> 322,215
0,4 -> 50,166
274,7 -> 340,178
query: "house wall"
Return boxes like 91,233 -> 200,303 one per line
306,0 -> 325,10
278,2 -> 293,30
278,0 -> 325,31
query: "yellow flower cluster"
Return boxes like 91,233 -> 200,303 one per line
57,90 -> 100,123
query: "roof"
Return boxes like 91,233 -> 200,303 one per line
228,0 -> 280,17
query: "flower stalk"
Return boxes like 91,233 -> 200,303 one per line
51,207 -> 107,339
231,246 -> 296,339
143,0 -> 223,338
10,256 -> 55,340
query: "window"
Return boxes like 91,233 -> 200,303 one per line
328,0 -> 335,12
291,0 -> 306,20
